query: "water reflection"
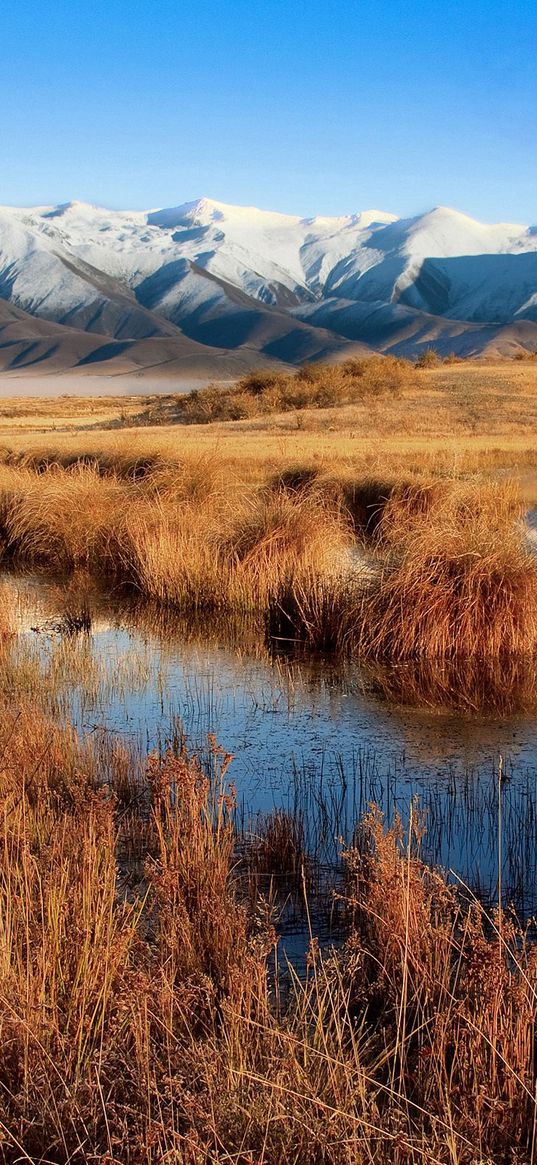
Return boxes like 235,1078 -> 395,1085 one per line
4,567 -> 537,916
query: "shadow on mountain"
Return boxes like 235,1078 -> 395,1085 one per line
77,341 -> 136,366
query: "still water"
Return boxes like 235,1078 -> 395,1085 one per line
4,568 -> 537,918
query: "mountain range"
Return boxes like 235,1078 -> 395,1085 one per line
1,197 -> 537,388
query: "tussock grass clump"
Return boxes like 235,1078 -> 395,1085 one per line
361,479 -> 537,659
269,568 -> 359,652
108,496 -> 240,609
265,468 -> 431,539
0,455 -> 352,612
2,445 -> 174,481
227,488 -> 352,604
266,467 -> 398,529
415,345 -> 441,367
1,464 -> 127,569
133,451 -> 228,504
0,713 -> 268,1162
270,478 -> 537,663
371,476 -> 445,543
265,469 -> 447,541
106,483 -> 352,612
145,742 -> 267,1006
340,808 -> 537,1156
373,474 -> 521,548
267,463 -> 322,495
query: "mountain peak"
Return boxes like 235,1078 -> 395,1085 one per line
1,197 -> 537,377
43,200 -> 96,219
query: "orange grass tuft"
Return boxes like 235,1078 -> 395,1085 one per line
0,459 -> 536,664
275,478 -> 537,662
360,479 -> 537,658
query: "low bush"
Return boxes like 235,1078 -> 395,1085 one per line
166,355 -> 418,424
415,346 -> 441,368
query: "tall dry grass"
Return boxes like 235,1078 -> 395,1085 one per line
0,713 -> 267,1162
0,456 -> 536,662
0,463 -> 127,569
360,479 -> 537,658
0,707 -> 536,1162
0,457 -> 353,612
275,478 -> 537,663
104,485 -> 351,611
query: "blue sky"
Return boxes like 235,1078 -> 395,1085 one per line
2,0 -> 536,221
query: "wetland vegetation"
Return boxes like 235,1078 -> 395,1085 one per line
1,357 -> 537,1161
0,672 -> 536,1164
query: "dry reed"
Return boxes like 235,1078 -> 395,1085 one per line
0,458 -> 536,663
0,708 -> 535,1162
360,479 -> 537,658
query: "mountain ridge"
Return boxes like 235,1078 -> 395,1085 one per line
1,197 -> 537,388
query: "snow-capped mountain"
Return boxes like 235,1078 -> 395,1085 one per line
1,197 -> 537,384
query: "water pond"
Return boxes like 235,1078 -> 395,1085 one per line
4,568 -> 537,923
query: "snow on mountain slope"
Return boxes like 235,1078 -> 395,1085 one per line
398,252 -> 537,323
134,259 -> 364,363
8,197 -> 401,309
1,197 -> 537,381
0,200 -> 373,363
0,206 -> 185,341
324,207 -> 537,304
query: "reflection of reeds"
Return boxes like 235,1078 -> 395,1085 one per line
364,653 -> 537,713
244,808 -> 308,890
0,581 -> 14,642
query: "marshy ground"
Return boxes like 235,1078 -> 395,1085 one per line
1,354 -> 537,1161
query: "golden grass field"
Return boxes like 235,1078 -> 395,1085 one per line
1,358 -> 537,493
0,358 -> 536,1161
0,358 -> 536,657
0,361 -> 533,456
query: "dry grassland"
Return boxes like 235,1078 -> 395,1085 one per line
1,359 -> 537,496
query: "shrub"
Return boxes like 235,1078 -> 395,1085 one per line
236,369 -> 286,395
166,356 -> 417,424
415,346 -> 441,368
